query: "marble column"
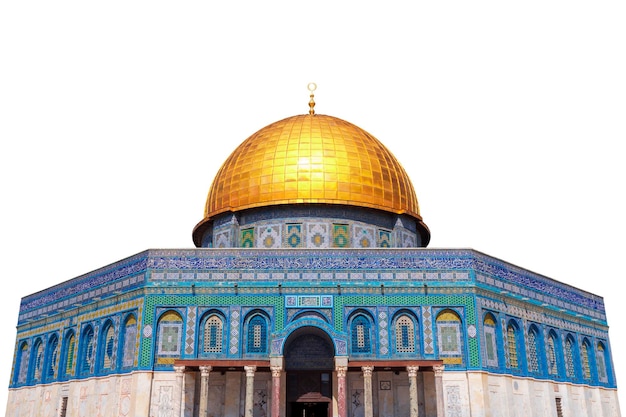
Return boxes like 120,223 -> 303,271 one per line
198,365 -> 212,417
407,366 -> 419,417
433,365 -> 445,417
244,365 -> 257,417
173,365 -> 185,417
362,366 -> 374,417
270,366 -> 282,417
336,366 -> 348,417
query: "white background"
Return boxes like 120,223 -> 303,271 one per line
1,1 -> 625,413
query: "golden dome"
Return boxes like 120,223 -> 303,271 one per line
193,113 -> 428,246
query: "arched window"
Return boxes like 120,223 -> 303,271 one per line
351,314 -> 372,354
483,313 -> 498,367
527,325 -> 540,373
203,314 -> 224,354
80,326 -> 95,375
246,314 -> 268,354
100,321 -> 116,372
506,322 -> 520,369
596,342 -> 608,383
394,314 -> 416,354
31,339 -> 44,382
546,331 -> 558,376
15,342 -> 28,384
157,311 -> 183,356
564,335 -> 576,379
121,315 -> 137,368
436,310 -> 463,365
45,335 -> 59,381
581,339 -> 592,380
62,332 -> 76,379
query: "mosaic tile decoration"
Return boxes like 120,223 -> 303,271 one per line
284,224 -> 303,248
184,307 -> 197,356
241,228 -> 254,248
307,223 -> 330,248
422,306 -> 434,355
378,230 -> 391,248
229,307 -> 241,355
377,308 -> 389,356
258,225 -> 281,249
214,230 -> 231,248
353,225 -> 375,248
332,224 -> 350,248
20,249 -> 607,327
285,295 -> 333,308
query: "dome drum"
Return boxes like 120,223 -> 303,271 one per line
193,204 -> 430,249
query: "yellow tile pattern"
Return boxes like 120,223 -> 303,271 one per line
203,114 -> 422,220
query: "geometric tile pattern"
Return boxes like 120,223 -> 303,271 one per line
353,225 -> 375,248
332,224 -> 350,248
284,224 -> 303,248
422,306 -> 434,355
241,228 -> 254,248
185,307 -> 196,356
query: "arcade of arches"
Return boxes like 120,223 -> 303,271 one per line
174,327 -> 445,417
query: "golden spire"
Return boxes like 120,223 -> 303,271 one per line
308,82 -> 317,115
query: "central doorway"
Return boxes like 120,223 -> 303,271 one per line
289,401 -> 329,417
284,327 -> 334,417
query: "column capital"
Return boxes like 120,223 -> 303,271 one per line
200,365 -> 212,377
244,365 -> 257,377
406,366 -> 419,377
433,364 -> 445,377
270,366 -> 282,378
362,366 -> 374,377
174,365 -> 186,375
336,365 -> 348,378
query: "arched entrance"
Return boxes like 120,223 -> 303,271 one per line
284,326 -> 334,417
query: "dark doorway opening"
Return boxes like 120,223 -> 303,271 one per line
284,327 -> 334,417
288,401 -> 329,417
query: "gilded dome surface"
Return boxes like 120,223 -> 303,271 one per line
204,113 -> 421,217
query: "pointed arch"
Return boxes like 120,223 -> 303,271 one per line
44,334 -> 60,382
244,311 -> 269,355
392,310 -> 419,355
483,312 -> 499,367
581,338 -> 592,380
120,313 -> 138,369
200,311 -> 225,355
79,325 -> 95,376
527,324 -> 541,374
30,338 -> 44,383
596,341 -> 609,383
157,310 -> 184,358
61,330 -> 76,379
506,320 -> 521,370
348,310 -> 374,355
15,341 -> 29,385
546,330 -> 559,376
436,309 -> 463,365
99,320 -> 116,373
564,334 -> 577,379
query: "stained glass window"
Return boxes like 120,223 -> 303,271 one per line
122,315 -> 137,368
247,315 -> 267,353
507,324 -> 518,369
484,314 -> 498,367
204,315 -> 223,353
527,327 -> 539,373
351,315 -> 371,353
547,334 -> 558,375
396,315 -> 415,353
565,337 -> 576,378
